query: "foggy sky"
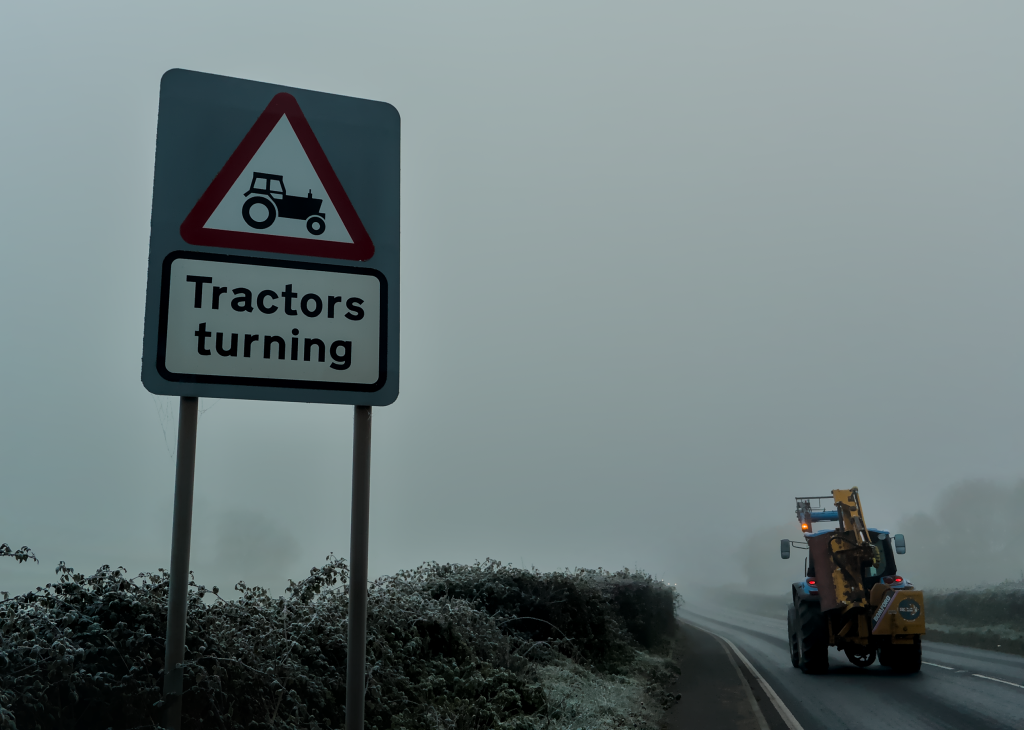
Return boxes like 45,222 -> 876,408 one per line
3,3 -> 1024,600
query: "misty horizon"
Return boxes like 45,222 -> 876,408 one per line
3,3 -> 1024,602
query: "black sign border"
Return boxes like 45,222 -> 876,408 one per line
156,251 -> 387,393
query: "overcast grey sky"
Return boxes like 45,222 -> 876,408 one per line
2,3 -> 1023,598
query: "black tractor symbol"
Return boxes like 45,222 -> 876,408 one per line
242,172 -> 326,236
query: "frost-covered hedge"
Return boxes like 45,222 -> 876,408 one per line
0,557 -> 678,729
927,580 -> 1024,629
925,579 -> 1024,655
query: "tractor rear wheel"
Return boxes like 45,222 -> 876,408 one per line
306,216 -> 326,236
242,197 -> 277,230
796,600 -> 829,674
881,637 -> 921,674
787,605 -> 800,668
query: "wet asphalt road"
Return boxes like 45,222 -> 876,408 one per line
680,604 -> 1024,730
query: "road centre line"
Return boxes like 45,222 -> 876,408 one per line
929,659 -> 1024,688
972,674 -> 1024,690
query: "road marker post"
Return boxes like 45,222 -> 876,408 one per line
143,69 -> 399,730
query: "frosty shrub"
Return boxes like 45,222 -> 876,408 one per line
925,578 -> 1024,655
0,557 -> 678,730
421,561 -> 678,667
0,544 -> 37,566
928,579 -> 1024,629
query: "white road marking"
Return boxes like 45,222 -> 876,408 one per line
972,674 -> 1024,690
717,635 -> 770,730
720,636 -> 806,730
927,661 -> 1023,689
683,620 -> 805,730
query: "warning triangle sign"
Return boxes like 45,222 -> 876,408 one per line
180,93 -> 374,261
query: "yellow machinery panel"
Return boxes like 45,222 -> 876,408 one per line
871,589 -> 926,636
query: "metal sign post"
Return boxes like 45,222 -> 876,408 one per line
346,405 -> 372,730
161,396 -> 199,728
143,70 -> 399,730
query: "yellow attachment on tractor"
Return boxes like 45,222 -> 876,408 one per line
786,486 -> 925,674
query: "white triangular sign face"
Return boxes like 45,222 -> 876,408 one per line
203,116 -> 354,244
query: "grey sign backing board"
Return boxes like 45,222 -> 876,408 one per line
142,69 -> 399,406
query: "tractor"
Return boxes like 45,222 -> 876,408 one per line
241,172 -> 326,236
781,488 -> 924,673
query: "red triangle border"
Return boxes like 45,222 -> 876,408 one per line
179,93 -> 374,261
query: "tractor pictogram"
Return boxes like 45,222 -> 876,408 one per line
241,172 -> 326,236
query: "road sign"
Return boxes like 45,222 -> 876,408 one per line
142,69 -> 399,405
179,92 -> 374,261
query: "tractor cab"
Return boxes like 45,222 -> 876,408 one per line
863,530 -> 896,581
246,172 -> 286,200
803,529 -> 900,589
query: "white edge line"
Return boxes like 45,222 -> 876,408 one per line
922,661 -> 955,670
681,620 -> 804,730
719,635 -> 806,730
714,634 -> 771,730
972,673 -> 1024,690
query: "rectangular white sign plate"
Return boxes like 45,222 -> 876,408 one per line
159,252 -> 386,392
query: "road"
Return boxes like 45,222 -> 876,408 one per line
680,603 -> 1024,730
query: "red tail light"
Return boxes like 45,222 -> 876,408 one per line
807,579 -> 816,585
883,576 -> 905,585
894,576 -> 903,583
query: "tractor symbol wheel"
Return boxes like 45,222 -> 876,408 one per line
242,197 -> 277,230
306,216 -> 326,236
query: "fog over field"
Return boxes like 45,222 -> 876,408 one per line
3,3 -> 1024,600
